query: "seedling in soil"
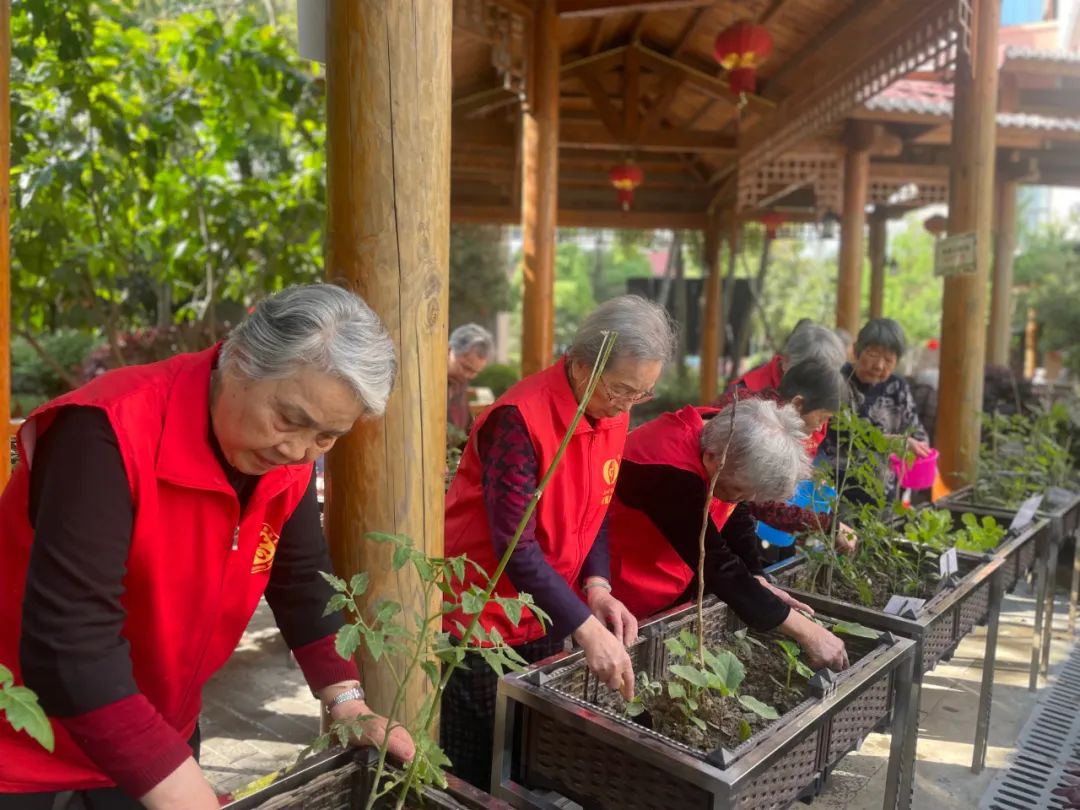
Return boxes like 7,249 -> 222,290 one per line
774,639 -> 814,691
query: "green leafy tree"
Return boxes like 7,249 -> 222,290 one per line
448,224 -> 510,334
1014,216 -> 1080,374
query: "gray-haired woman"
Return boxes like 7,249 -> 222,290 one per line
726,321 -> 847,395
819,318 -> 930,504
0,284 -> 413,809
607,398 -> 849,670
447,323 -> 495,436
442,295 -> 676,789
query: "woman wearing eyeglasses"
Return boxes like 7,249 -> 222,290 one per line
440,295 -> 675,789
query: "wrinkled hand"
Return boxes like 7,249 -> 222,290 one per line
573,615 -> 635,700
836,522 -> 859,555
756,575 -> 815,616
331,700 -> 416,763
907,437 -> 932,459
798,622 -> 849,671
586,583 -> 639,645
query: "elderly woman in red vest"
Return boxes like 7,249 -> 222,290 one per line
729,321 -> 846,410
0,285 -> 413,810
715,358 -> 858,554
441,295 -> 675,789
607,398 -> 849,671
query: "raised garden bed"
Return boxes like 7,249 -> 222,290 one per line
492,597 -> 917,810
223,747 -> 514,810
936,484 -> 1080,683
766,545 -> 1005,781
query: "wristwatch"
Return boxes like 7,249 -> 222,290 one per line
327,685 -> 365,709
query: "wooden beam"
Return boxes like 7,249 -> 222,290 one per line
558,207 -> 708,228
937,0 -> 1000,492
760,1 -> 867,99
324,0 -> 449,724
490,0 -> 534,17
560,120 -> 737,153
575,67 -> 625,138
757,0 -> 789,25
1002,56 -> 1080,78
640,71 -> 687,131
557,0 -> 713,18
633,44 -> 775,113
870,161 -> 950,183
987,177 -> 1018,365
521,0 -> 560,376
630,12 -> 649,42
560,45 -> 628,75
868,214 -> 887,320
684,97 -> 716,128
623,45 -> 641,140
672,7 -> 707,57
588,16 -> 606,54
0,0 -> 8,488
836,121 -> 872,334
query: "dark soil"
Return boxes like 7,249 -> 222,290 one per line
796,562 -> 942,611
601,631 -> 814,753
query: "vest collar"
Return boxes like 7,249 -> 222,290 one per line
546,356 -> 628,436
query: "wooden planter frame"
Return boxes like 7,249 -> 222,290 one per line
492,598 -> 917,810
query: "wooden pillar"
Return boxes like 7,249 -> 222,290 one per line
836,122 -> 872,334
987,178 -> 1018,366
1024,307 -> 1038,378
324,0 -> 450,724
937,0 -> 999,490
868,213 -> 887,321
520,0 -> 559,376
699,211 -> 722,404
0,0 -> 9,488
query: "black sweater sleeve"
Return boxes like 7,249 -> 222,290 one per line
720,503 -> 765,576
615,460 -> 790,631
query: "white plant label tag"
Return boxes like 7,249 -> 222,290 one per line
938,547 -> 959,578
883,595 -> 926,616
1009,494 -> 1044,531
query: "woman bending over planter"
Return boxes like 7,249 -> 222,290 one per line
726,321 -> 847,406
0,284 -> 414,809
819,317 -> 930,505
715,358 -> 858,554
607,399 -> 849,671
441,295 -> 675,789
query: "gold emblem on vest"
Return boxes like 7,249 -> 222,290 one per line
251,523 -> 281,574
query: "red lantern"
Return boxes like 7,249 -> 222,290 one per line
714,21 -> 774,96
923,214 -> 948,238
609,163 -> 645,211
758,212 -> 785,239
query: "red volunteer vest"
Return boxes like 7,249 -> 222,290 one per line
443,358 -> 627,646
0,347 -> 312,792
608,406 -> 735,619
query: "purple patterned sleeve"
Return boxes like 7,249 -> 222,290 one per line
580,514 -> 610,582
477,406 -> 591,641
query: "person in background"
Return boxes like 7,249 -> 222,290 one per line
714,359 -> 858,555
726,322 -> 846,395
607,398 -> 848,671
835,327 -> 856,364
441,296 -> 676,789
447,323 -> 495,437
819,318 -> 930,505
0,284 -> 413,809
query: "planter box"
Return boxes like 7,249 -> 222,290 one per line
936,484 -> 1080,683
493,598 -> 917,810
223,748 -> 513,810
766,547 -> 1006,785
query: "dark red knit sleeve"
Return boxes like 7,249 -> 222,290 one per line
744,501 -> 834,535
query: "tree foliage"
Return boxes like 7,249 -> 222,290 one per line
1014,215 -> 1080,374
11,0 -> 325,364
448,225 -> 510,334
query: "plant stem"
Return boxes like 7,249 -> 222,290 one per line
697,469 -> 722,668
393,334 -> 619,806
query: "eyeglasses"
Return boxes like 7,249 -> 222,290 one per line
598,375 -> 655,405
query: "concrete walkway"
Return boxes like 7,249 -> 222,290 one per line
201,585 -> 1079,804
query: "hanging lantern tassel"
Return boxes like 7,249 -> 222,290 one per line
714,21 -> 773,108
759,212 -> 785,240
609,163 -> 645,212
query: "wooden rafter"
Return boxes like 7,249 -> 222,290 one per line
758,1 -> 867,99
623,45 -> 641,140
561,45 -> 628,74
575,67 -> 625,138
634,44 -> 775,112
757,0 -> 790,25
556,0 -> 713,18
630,12 -> 649,42
588,16 -> 607,54
684,97 -> 716,129
671,7 -> 707,58
561,120 -> 737,153
640,71 -> 688,131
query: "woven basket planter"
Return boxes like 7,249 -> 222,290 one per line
224,748 -> 514,810
492,598 -> 917,810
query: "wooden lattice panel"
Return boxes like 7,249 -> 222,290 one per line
739,0 -> 973,203
869,181 -> 949,207
738,155 -> 842,215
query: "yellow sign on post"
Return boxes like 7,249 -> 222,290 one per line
934,232 -> 978,277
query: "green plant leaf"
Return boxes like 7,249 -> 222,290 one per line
706,649 -> 745,693
690,716 -> 707,731
738,718 -> 753,742
322,593 -> 348,617
831,620 -> 879,639
0,684 -> 54,752
0,666 -> 11,688
738,694 -> 779,720
319,571 -> 347,593
421,661 -> 440,687
335,623 -> 361,660
366,632 -> 386,662
449,556 -> 466,584
667,681 -> 685,700
664,637 -> 687,658
669,664 -> 709,689
795,660 -> 815,681
349,572 -> 369,596
625,698 -> 646,717
392,544 -> 412,571
494,596 -> 524,627
460,588 -> 486,616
